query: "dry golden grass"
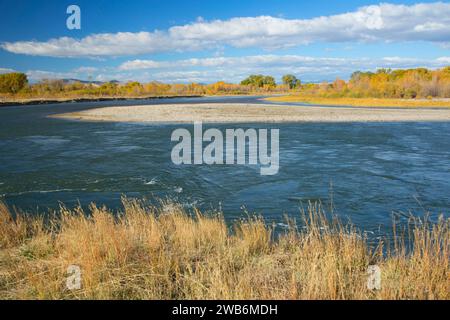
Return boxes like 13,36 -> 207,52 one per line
0,198 -> 448,300
266,95 -> 450,108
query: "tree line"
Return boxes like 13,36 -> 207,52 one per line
304,67 -> 450,99
0,67 -> 449,99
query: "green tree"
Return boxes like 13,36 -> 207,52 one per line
241,74 -> 276,88
241,75 -> 263,87
0,72 -> 28,94
263,76 -> 276,88
282,74 -> 301,89
123,81 -> 143,95
99,82 -> 118,95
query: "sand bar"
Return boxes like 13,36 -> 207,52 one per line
52,103 -> 450,123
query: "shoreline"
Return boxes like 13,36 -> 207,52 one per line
51,103 -> 450,123
0,95 -> 205,107
2,94 -> 448,109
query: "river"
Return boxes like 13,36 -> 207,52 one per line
1,96 -> 449,237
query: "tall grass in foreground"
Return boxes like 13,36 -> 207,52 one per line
0,199 -> 448,300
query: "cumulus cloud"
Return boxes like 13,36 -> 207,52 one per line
119,56 -> 354,70
2,2 -> 450,57
0,68 -> 16,74
24,55 -> 447,83
145,54 -> 450,83
25,70 -> 78,81
17,53 -> 450,83
119,60 -> 165,70
3,32 -> 173,58
26,66 -> 104,81
73,66 -> 98,73
119,55 -> 450,72
436,56 -> 450,64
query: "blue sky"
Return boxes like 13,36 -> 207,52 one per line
0,0 -> 449,83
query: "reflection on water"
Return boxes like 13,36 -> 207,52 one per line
0,96 -> 449,238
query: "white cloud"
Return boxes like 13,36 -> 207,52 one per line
119,60 -> 165,70
436,56 -> 450,64
26,66 -> 103,81
2,2 -> 450,57
0,68 -> 16,74
73,66 -> 98,73
119,55 -> 352,71
119,54 -> 450,71
414,22 -> 447,32
26,70 -> 77,81
25,55 -> 447,83
22,54 -> 450,83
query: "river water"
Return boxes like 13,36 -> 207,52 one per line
1,96 -> 449,235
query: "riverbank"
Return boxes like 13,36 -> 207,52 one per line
0,199 -> 447,300
266,95 -> 450,108
52,103 -> 450,123
0,95 -> 205,107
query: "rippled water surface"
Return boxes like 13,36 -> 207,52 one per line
1,96 -> 449,235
